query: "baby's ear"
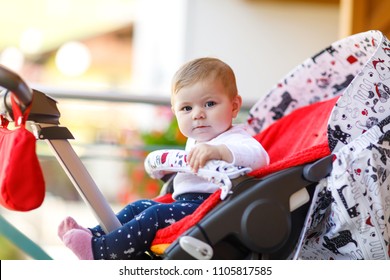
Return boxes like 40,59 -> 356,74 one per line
232,95 -> 242,117
171,104 -> 178,115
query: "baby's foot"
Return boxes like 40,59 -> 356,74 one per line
62,229 -> 94,260
58,216 -> 91,241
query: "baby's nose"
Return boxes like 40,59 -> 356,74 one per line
193,107 -> 205,119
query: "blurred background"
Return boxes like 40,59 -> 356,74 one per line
0,0 -> 389,259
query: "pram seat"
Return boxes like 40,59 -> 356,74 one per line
152,30 -> 390,260
158,97 -> 337,259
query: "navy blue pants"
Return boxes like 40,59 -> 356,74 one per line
89,193 -> 210,259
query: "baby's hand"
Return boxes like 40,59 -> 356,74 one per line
188,144 -> 232,173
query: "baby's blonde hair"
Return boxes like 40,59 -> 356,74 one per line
171,57 -> 238,103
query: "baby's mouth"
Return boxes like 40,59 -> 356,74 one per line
193,125 -> 209,130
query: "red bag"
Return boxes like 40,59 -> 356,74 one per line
0,95 -> 45,211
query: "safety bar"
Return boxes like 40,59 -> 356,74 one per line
0,215 -> 52,260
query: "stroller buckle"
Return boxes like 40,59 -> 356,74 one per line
179,236 -> 213,260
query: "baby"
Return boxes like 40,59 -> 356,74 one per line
58,57 -> 269,259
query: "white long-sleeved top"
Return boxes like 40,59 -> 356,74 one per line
172,125 -> 269,199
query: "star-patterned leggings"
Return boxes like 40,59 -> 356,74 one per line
89,193 -> 210,260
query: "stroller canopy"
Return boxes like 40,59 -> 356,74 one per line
248,30 -> 389,153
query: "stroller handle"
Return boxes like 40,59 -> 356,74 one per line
0,65 -> 33,106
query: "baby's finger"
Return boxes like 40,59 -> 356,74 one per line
191,159 -> 200,173
188,152 -> 198,172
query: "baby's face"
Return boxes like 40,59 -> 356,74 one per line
172,79 -> 241,142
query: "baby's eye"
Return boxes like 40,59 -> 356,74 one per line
205,101 -> 216,108
181,106 -> 192,112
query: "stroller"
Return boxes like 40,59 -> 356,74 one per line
0,30 -> 389,260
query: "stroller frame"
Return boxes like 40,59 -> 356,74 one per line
1,30 -> 390,260
0,66 -> 330,260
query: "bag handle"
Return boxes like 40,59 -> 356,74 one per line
10,94 -> 32,127
0,115 -> 9,128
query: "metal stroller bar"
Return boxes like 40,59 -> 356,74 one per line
32,123 -> 122,233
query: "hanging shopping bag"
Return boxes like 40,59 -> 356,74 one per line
0,94 -> 45,211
